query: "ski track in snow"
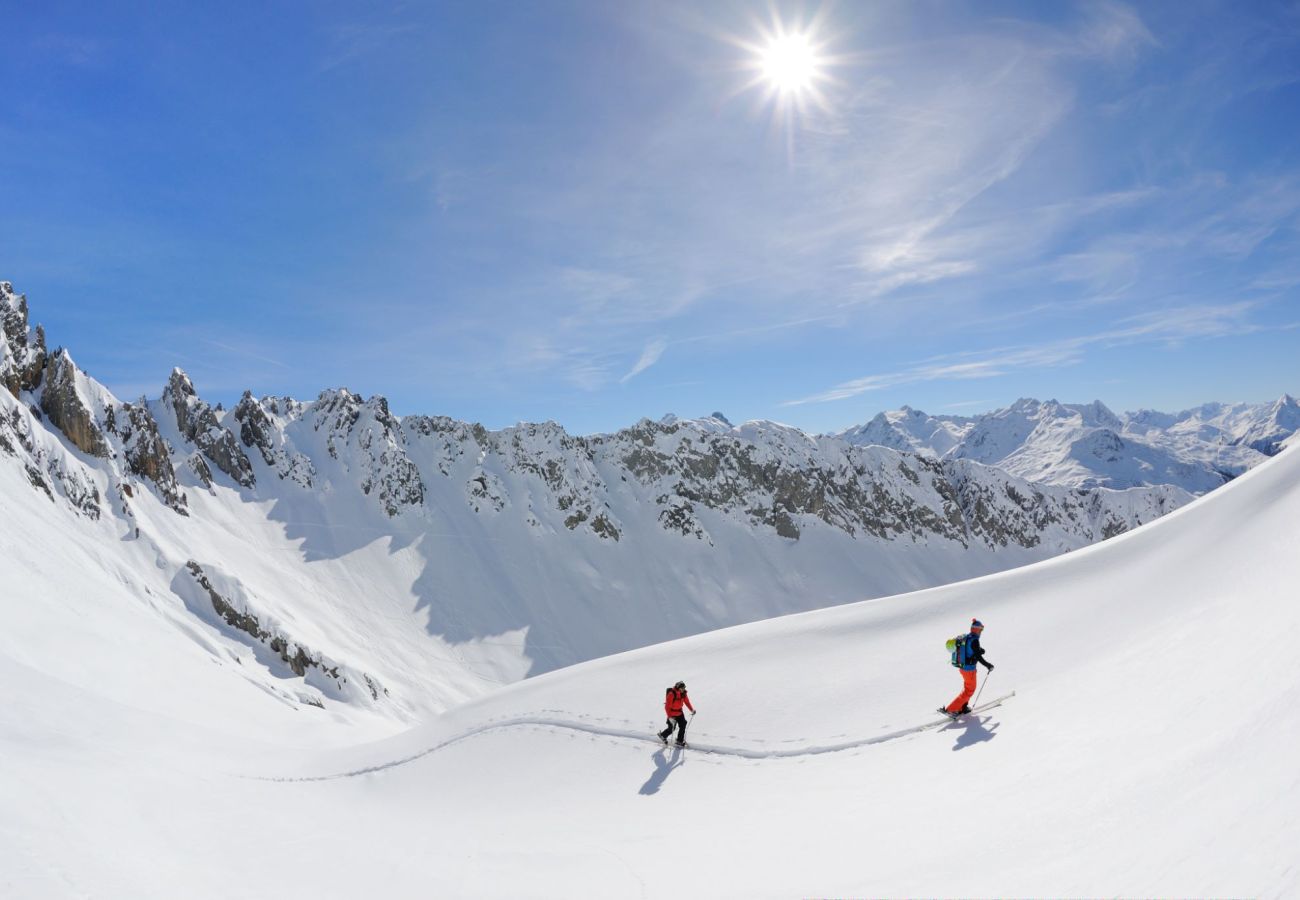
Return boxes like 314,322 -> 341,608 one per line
254,693 -> 1016,782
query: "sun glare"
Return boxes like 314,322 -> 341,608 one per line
760,33 -> 818,94
733,13 -> 838,136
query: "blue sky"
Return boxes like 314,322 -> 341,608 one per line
2,0 -> 1298,434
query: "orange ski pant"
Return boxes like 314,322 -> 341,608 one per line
946,669 -> 977,714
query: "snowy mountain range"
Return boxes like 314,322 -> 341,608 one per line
838,394 -> 1298,492
5,279 -> 1298,710
0,279 -> 1234,718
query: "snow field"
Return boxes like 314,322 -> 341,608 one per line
2,415 -> 1298,895
233,443 -> 1299,895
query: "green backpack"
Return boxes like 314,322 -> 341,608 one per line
945,634 -> 968,668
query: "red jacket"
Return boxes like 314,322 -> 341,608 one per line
664,688 -> 694,717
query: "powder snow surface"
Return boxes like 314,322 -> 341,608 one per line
2,436 -> 1298,895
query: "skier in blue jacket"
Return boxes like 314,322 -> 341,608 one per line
944,619 -> 994,716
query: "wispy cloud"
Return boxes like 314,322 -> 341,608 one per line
318,22 -> 418,72
797,38 -> 1077,301
1070,1 -> 1158,62
785,301 -> 1268,405
786,345 -> 1084,405
204,339 -> 291,370
620,338 -> 668,383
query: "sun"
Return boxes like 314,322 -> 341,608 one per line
759,32 -> 820,95
733,14 -> 837,133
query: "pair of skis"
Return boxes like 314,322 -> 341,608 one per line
649,693 -> 1016,753
934,691 -> 1015,723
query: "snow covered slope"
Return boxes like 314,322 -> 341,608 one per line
2,413 -> 1296,897
839,395 -> 1297,492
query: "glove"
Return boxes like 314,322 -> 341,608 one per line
984,662 -> 995,671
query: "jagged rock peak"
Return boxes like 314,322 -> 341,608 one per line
164,368 -> 255,488
168,367 -> 197,398
1,282 -> 48,396
311,386 -> 424,515
107,400 -> 188,515
40,349 -> 110,458
1077,399 -> 1122,429
0,281 -> 23,319
232,391 -> 316,488
233,390 -> 275,463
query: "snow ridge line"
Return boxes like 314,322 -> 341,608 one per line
250,692 -> 1015,782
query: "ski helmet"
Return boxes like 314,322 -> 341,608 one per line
675,681 -> 686,690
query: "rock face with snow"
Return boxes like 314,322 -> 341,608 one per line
232,391 -> 316,487
164,369 -> 255,489
0,393 -> 102,518
311,389 -> 425,516
1,281 -> 47,397
39,349 -> 112,459
839,395 -> 1298,493
180,560 -> 387,706
107,399 -> 188,514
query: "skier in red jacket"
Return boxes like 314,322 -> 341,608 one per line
658,681 -> 695,746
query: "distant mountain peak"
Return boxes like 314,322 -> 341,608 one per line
837,393 -> 1296,492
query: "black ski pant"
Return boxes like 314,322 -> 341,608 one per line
659,714 -> 688,744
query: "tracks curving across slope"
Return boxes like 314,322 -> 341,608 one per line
256,693 -> 1015,782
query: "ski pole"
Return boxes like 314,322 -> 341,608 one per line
971,668 -> 992,709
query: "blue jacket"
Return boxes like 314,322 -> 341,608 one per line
957,633 -> 991,672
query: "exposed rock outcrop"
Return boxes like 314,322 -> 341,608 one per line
233,391 -> 315,488
1,281 -> 47,396
182,561 -> 387,704
164,369 -> 255,488
233,390 -> 276,465
1,396 -> 101,517
313,389 -> 424,516
39,350 -> 110,458
106,400 -> 188,515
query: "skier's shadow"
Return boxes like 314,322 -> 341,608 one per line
947,714 -> 999,751
638,745 -> 685,795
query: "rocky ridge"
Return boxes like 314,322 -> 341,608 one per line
0,282 -> 1206,555
164,368 -> 255,489
1,283 -> 184,517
